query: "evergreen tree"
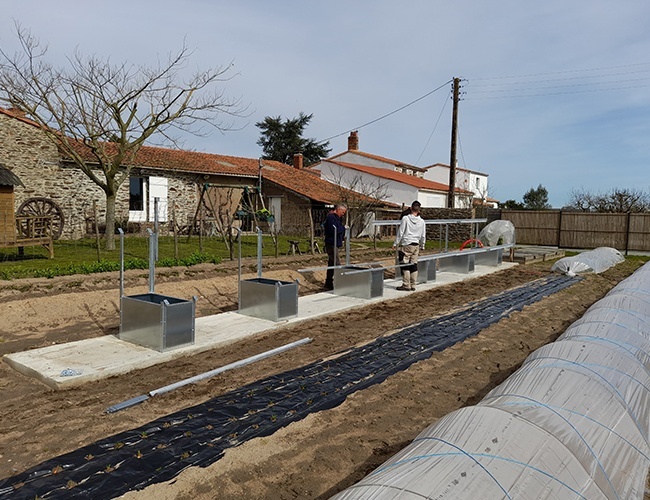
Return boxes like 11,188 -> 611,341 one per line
523,184 -> 551,209
256,113 -> 331,166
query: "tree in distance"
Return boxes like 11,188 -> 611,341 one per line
566,187 -> 650,212
500,184 -> 551,210
0,24 -> 246,249
256,112 -> 331,166
522,184 -> 551,210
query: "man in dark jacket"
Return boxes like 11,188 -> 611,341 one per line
323,204 -> 347,290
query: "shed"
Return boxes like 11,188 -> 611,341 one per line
0,164 -> 24,245
0,163 -> 53,257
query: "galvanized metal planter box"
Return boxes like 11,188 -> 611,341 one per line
397,259 -> 434,284
474,247 -> 504,266
416,258 -> 437,283
334,265 -> 384,299
437,253 -> 476,274
120,293 -> 195,352
239,278 -> 299,322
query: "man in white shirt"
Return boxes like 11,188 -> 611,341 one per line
393,201 -> 426,291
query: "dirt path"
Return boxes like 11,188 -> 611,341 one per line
0,254 -> 643,498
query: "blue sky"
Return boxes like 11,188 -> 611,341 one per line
1,0 -> 649,207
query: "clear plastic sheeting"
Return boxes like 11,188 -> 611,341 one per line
332,261 -> 650,500
477,220 -> 515,246
551,246 -> 624,276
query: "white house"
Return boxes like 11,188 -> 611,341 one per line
309,131 -> 474,208
423,163 -> 497,208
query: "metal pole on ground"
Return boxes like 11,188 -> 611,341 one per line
256,226 -> 263,278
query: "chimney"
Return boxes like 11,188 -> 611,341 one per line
348,131 -> 359,151
293,152 -> 303,169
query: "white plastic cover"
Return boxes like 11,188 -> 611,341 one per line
477,220 -> 516,246
332,261 -> 650,500
551,247 -> 624,276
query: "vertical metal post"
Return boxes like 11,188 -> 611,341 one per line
153,197 -> 159,261
236,228 -> 242,311
256,226 -> 263,278
147,228 -> 155,294
118,228 -> 124,336
345,226 -> 351,265
118,228 -> 124,299
445,224 -> 449,252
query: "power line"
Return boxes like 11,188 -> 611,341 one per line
468,62 -> 650,82
465,81 -> 650,100
468,76 -> 650,94
415,90 -> 449,165
469,69 -> 650,88
318,79 -> 453,144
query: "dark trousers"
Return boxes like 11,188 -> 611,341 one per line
325,244 -> 341,288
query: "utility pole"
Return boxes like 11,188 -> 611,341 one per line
447,77 -> 460,208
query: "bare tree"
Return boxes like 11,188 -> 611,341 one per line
0,24 -> 245,249
567,187 -> 650,213
326,167 -> 391,237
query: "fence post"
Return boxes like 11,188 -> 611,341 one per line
557,210 -> 563,248
625,211 -> 631,256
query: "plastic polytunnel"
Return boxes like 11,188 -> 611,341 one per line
551,246 -> 625,276
477,220 -> 516,247
332,261 -> 650,500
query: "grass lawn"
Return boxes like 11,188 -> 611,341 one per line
0,234 -> 399,280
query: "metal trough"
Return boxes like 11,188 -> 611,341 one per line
437,253 -> 475,274
237,228 -> 299,322
334,264 -> 384,299
239,277 -> 299,321
416,258 -> 437,283
474,247 -> 504,266
120,293 -> 196,352
117,225 -> 196,352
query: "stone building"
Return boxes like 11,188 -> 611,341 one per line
0,108 -> 388,240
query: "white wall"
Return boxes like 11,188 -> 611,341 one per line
319,162 -> 420,207
424,165 -> 489,202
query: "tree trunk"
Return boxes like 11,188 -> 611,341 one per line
105,192 -> 117,251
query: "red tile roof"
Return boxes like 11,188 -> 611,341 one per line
0,107 -> 41,128
0,107 -> 395,205
328,150 -> 427,172
425,162 -> 488,177
321,160 -> 473,194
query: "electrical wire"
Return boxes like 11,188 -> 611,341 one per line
464,63 -> 650,100
318,79 -> 453,144
468,62 -> 650,83
414,91 -> 449,165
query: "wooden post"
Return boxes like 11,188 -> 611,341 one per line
448,77 -> 461,209
625,211 -> 631,256
308,208 -> 315,255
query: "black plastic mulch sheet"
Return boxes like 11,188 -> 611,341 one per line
0,274 -> 577,499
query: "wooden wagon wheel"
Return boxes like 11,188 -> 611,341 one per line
17,197 -> 65,239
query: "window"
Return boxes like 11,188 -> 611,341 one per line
129,177 -> 144,211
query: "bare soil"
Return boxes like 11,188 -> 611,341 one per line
0,251 -> 644,499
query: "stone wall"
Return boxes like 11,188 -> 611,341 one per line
0,112 -> 201,239
420,207 -> 477,242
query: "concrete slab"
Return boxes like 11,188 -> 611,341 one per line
4,262 -> 518,389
